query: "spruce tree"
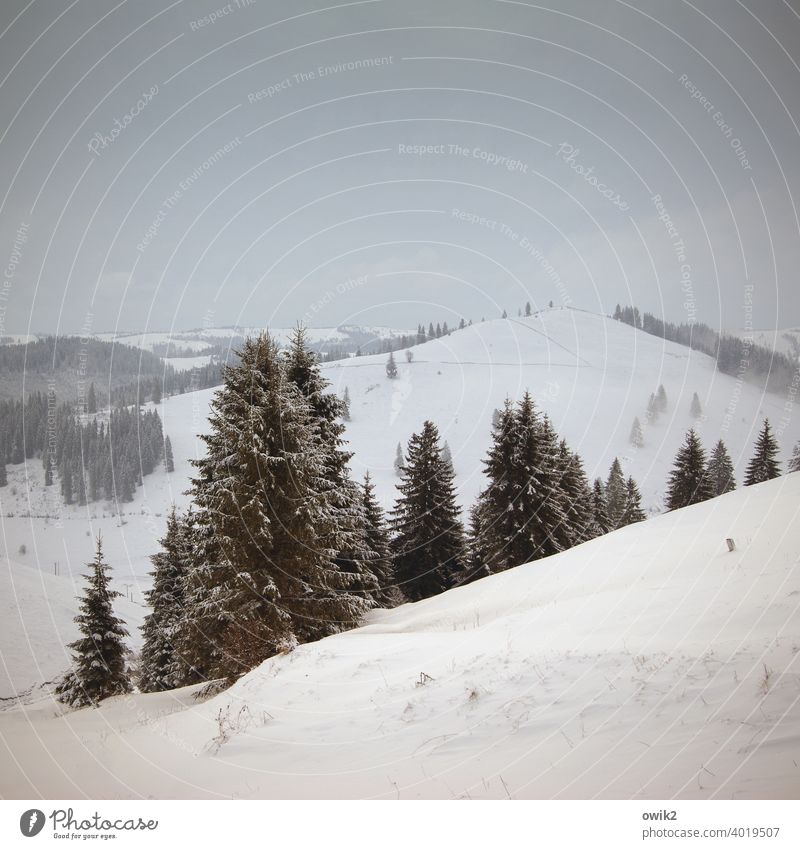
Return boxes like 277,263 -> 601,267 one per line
525,301 -> 532,317
647,392 -> 659,424
361,472 -> 395,607
789,440 -> 800,473
189,334 -> 371,680
390,420 -> 466,600
440,440 -> 454,471
386,351 -> 398,379
591,478 -> 611,536
87,382 -> 97,414
656,384 -> 668,413
342,386 -> 351,421
744,419 -> 781,485
705,439 -> 736,495
629,417 -> 644,448
556,440 -> 595,544
164,435 -> 174,472
666,429 -> 713,509
55,536 -> 131,708
139,507 -> 192,692
605,458 -> 627,528
393,441 -> 404,475
620,477 -> 646,525
690,392 -> 702,420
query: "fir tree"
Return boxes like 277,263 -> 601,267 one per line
502,309 -> 508,319
394,441 -> 404,475
188,334 -> 371,680
690,392 -> 702,420
164,435 -> 174,473
342,386 -> 351,421
705,439 -> 736,495
87,382 -> 97,414
789,440 -> 800,473
605,458 -> 627,528
55,536 -> 131,708
390,420 -> 466,600
620,477 -> 646,525
386,351 -> 398,379
646,392 -> 659,424
744,419 -> 781,485
656,384 -> 668,413
139,508 -> 192,692
591,478 -> 611,536
629,416 -> 644,448
525,301 -> 532,317
556,440 -> 595,544
361,473 -> 395,607
666,429 -> 713,510
440,440 -> 454,471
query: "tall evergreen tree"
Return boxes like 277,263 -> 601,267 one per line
690,392 -> 703,420
605,458 -> 627,528
556,440 -> 595,544
361,472 -> 395,607
342,386 -> 351,421
591,478 -> 611,536
393,441 -> 404,475
789,440 -> 800,473
87,382 -> 97,414
525,301 -> 532,317
705,439 -> 736,495
656,384 -> 668,413
744,419 -> 781,485
55,536 -> 131,708
385,351 -> 398,379
188,334 -> 371,680
139,508 -> 192,692
629,417 -> 644,448
164,435 -> 175,472
390,420 -> 466,601
620,477 -> 646,525
666,429 -> 713,510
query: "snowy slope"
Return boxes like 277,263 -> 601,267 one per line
1,475 -> 798,799
325,308 -> 800,514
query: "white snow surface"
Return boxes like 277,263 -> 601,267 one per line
0,475 -> 798,799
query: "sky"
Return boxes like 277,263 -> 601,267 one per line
1,0 -> 799,337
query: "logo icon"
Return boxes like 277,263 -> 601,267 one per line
19,809 -> 45,837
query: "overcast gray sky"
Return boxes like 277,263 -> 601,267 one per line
1,0 -> 799,336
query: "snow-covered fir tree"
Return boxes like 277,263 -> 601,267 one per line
386,351 -> 398,379
390,420 -> 466,600
646,392 -> 659,424
690,392 -> 703,420
744,419 -> 781,485
656,384 -> 668,413
620,477 -> 646,525
361,472 -> 395,607
342,386 -> 351,421
55,535 -> 131,708
187,333 -> 372,681
393,441 -> 404,475
705,438 -> 736,495
629,416 -> 644,448
666,429 -> 713,510
139,507 -> 193,693
591,478 -> 611,536
440,440 -> 454,471
605,458 -> 627,528
789,440 -> 800,473
556,439 -> 596,544
164,435 -> 174,473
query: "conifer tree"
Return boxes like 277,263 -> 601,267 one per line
386,351 -> 398,379
605,458 -> 627,528
525,301 -> 532,317
647,392 -> 659,424
591,478 -> 611,536
440,440 -> 454,470
665,429 -> 713,509
556,440 -> 595,544
629,416 -> 644,448
390,420 -> 466,600
55,536 -> 131,707
87,382 -> 97,414
690,392 -> 703,420
656,384 -> 668,413
164,435 -> 175,473
361,472 -> 395,607
342,386 -> 351,421
502,309 -> 508,319
789,440 -> 800,473
620,477 -> 646,525
394,441 -> 404,475
744,419 -> 781,485
705,439 -> 736,495
139,507 -> 192,692
188,334 -> 371,680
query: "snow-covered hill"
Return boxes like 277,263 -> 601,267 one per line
1,475 -> 798,799
1,307 -> 798,699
